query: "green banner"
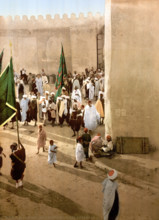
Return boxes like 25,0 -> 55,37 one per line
0,49 -> 4,73
55,45 -> 67,101
0,57 -> 16,126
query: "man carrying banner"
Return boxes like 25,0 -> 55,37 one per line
10,142 -> 26,189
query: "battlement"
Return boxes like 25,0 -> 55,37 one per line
0,12 -> 104,29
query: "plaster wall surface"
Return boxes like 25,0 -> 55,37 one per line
109,0 -> 159,147
0,13 -> 104,74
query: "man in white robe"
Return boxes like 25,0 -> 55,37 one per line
41,97 -> 49,126
72,77 -> 80,91
20,95 -> 29,125
36,74 -> 43,96
84,100 -> 100,131
72,86 -> 82,103
74,137 -> 85,169
102,169 -> 119,220
89,82 -> 95,101
42,70 -> 49,92
48,140 -> 57,167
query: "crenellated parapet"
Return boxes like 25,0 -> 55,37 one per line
0,12 -> 104,30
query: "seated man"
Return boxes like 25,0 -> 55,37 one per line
101,135 -> 113,152
90,134 -> 113,155
90,133 -> 103,153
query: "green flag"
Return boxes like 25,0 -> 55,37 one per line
0,57 -> 16,126
55,45 -> 67,101
0,49 -> 4,73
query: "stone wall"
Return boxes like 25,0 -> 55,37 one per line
107,0 -> 159,148
0,13 -> 104,74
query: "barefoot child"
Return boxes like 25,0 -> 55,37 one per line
74,136 -> 85,169
48,140 -> 57,167
0,145 -> 6,175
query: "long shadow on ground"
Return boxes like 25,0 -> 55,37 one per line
1,175 -> 99,220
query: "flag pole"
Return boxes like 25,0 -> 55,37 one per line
9,41 -> 12,56
16,115 -> 20,144
9,42 -> 20,144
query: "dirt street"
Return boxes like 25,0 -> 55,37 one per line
0,123 -> 159,220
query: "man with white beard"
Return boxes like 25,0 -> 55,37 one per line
20,95 -> 29,125
84,100 -> 100,133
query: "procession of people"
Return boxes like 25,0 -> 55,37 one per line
13,67 -> 105,132
1,66 -> 119,220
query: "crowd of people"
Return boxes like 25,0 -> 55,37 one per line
8,67 -> 105,134
1,66 -> 119,220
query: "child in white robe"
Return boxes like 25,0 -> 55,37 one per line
74,136 -> 85,169
48,140 -> 57,167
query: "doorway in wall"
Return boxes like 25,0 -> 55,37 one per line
97,33 -> 104,70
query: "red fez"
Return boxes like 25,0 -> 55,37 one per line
84,128 -> 88,133
106,135 -> 111,140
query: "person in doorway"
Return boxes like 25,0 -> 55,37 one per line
102,169 -> 119,220
82,128 -> 91,161
74,136 -> 85,169
48,140 -> 58,167
37,125 -> 47,154
10,142 -> 26,189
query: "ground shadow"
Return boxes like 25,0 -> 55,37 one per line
55,163 -> 104,183
1,175 -> 99,219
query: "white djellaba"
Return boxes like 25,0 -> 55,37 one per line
75,142 -> 85,162
20,95 -> 29,122
84,104 -> 100,131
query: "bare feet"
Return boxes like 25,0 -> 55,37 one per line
53,163 -> 56,167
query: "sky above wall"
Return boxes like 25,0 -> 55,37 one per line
0,0 -> 105,18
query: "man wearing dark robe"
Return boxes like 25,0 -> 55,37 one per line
69,104 -> 82,137
27,96 -> 37,126
10,142 -> 26,189
82,128 -> 91,160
